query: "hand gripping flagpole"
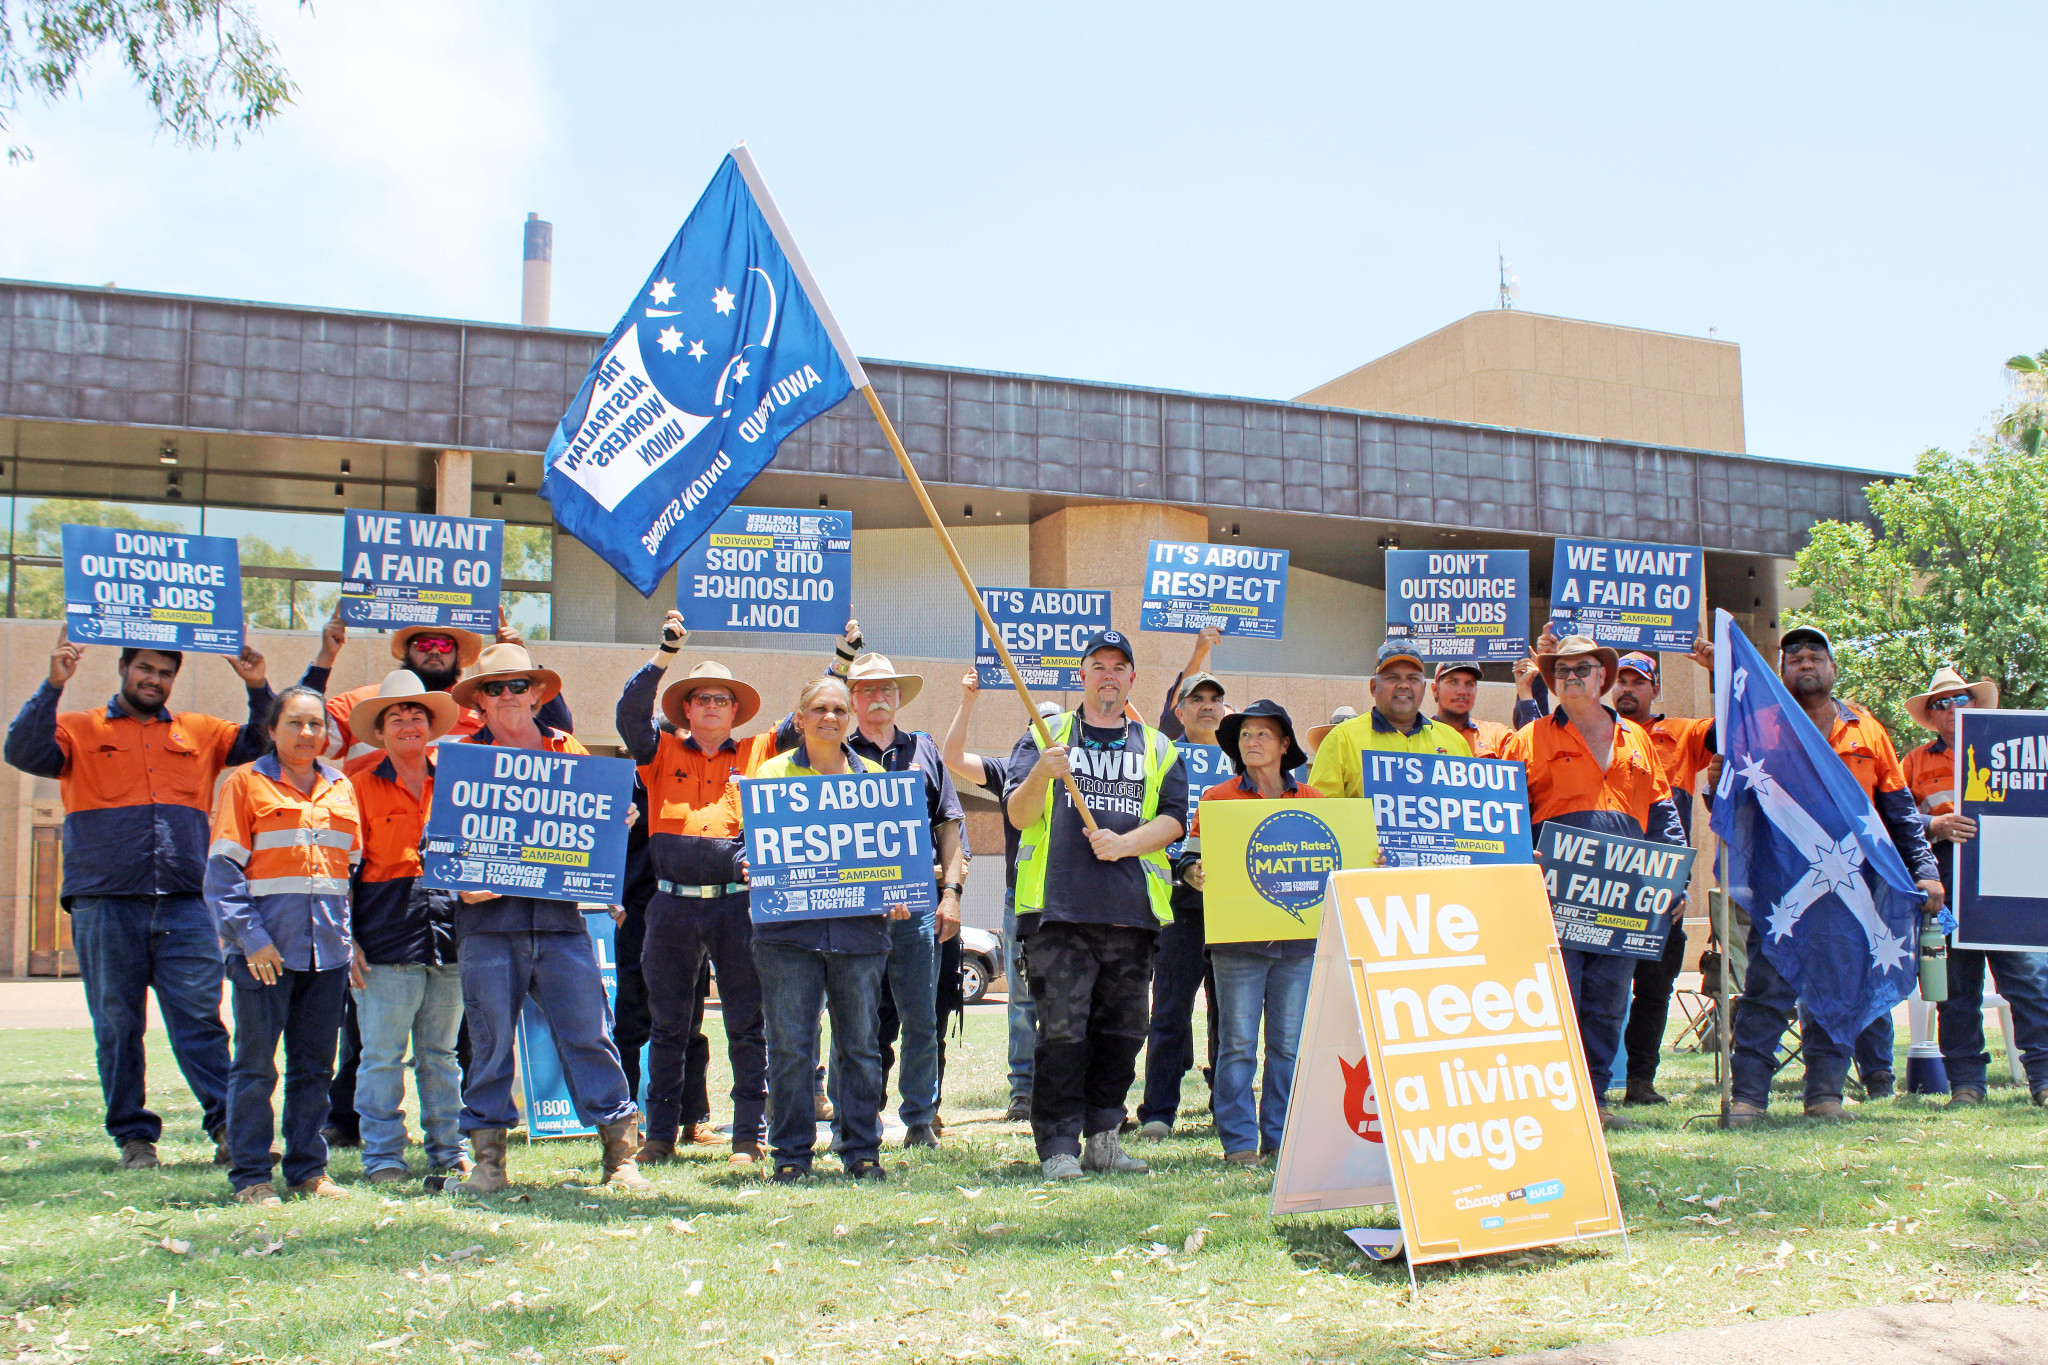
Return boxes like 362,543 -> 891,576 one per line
1713,608 -> 1735,1127
729,144 -> 1097,831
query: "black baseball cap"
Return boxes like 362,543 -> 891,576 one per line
1433,661 -> 1483,682
1780,626 -> 1833,656
1079,629 -> 1135,665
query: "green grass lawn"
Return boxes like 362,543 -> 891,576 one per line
2,1014 -> 2046,1364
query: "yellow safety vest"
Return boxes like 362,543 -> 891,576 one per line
1014,711 -> 1178,924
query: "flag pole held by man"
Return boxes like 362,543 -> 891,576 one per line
1708,609 -> 1945,1125
538,143 -> 1092,823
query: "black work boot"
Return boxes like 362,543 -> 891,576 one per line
1623,1077 -> 1667,1106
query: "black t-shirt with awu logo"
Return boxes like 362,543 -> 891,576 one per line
1005,717 -> 1190,937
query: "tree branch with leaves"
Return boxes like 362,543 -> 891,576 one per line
0,0 -> 303,163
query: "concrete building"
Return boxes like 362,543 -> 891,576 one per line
1298,310 -> 1746,455
0,279 -> 1880,975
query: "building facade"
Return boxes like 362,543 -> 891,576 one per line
0,279 -> 1879,973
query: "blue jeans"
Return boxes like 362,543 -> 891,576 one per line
835,912 -> 939,1127
755,941 -> 886,1170
1210,950 -> 1313,1156
1938,947 -> 2048,1093
352,962 -> 464,1175
457,930 -> 635,1133
225,956 -> 348,1191
1138,901 -> 1216,1127
1730,918 -> 1853,1108
1004,893 -> 1035,1099
1560,947 -> 1636,1100
643,895 -> 765,1144
69,894 -> 231,1147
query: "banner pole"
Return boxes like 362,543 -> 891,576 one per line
858,385 -> 1098,831
1718,842 -> 1733,1125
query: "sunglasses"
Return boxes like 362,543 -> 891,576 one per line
1927,694 -> 1973,712
1553,662 -> 1600,680
479,679 -> 533,697
690,692 -> 737,708
409,636 -> 458,655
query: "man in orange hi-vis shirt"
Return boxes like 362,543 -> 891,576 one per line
1899,666 -> 2048,1107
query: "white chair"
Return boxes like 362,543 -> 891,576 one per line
1908,992 -> 2024,1086
1985,990 -> 2025,1083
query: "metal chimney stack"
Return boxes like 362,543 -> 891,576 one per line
521,213 -> 553,327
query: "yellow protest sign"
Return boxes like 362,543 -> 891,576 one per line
1272,863 -> 1623,1266
1197,798 -> 1377,945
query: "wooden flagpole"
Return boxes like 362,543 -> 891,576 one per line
858,385 -> 1099,831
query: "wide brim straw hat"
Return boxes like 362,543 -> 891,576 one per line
350,669 -> 461,740
1304,706 -> 1358,754
1905,666 -> 1998,731
845,652 -> 923,707
390,624 -> 485,667
1534,634 -> 1621,691
448,642 -> 563,710
660,660 -> 762,728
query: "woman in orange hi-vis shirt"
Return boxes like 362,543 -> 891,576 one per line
206,685 -> 362,1207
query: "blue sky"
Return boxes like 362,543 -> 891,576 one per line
2,3 -> 2041,475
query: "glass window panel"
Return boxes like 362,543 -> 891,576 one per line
504,524 -> 553,584
12,497 -> 202,558
242,576 -> 299,631
10,565 -> 64,619
294,579 -> 340,631
504,590 -> 551,642
202,508 -> 344,572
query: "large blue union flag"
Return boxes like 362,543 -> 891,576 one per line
542,147 -> 864,596
1709,609 -> 1926,1043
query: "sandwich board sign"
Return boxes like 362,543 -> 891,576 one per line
1270,864 -> 1625,1268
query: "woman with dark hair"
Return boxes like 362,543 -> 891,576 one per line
207,684 -> 362,1205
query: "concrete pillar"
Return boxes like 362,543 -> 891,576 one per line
1029,503 -> 1208,681
436,450 -> 473,517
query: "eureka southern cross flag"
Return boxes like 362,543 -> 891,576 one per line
542,147 -> 865,596
1709,609 -> 1927,1044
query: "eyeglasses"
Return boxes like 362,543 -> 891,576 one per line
409,636 -> 458,655
691,692 -> 737,708
1928,694 -> 1973,712
1553,663 -> 1600,680
479,679 -> 533,697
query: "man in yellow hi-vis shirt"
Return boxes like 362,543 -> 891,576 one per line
1308,640 -> 1472,799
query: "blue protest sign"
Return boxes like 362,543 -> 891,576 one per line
1361,751 -> 1533,866
338,510 -> 502,632
541,148 -> 862,598
1385,549 -> 1530,663
738,771 -> 936,924
514,909 -> 651,1139
1955,709 -> 2048,952
1140,540 -> 1289,639
1546,538 -> 1704,649
676,504 -> 851,634
1540,824 -> 1696,960
61,524 -> 244,655
973,586 -> 1113,690
419,745 -> 637,903
1167,742 -> 1229,859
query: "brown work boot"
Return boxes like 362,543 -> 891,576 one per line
1804,1098 -> 1855,1122
729,1139 -> 764,1167
366,1166 -> 411,1186
456,1128 -> 510,1195
1948,1086 -> 1986,1107
118,1138 -> 161,1170
634,1137 -> 677,1164
684,1122 -> 722,1147
1722,1099 -> 1767,1128
210,1127 -> 231,1167
1597,1106 -> 1633,1130
233,1182 -> 282,1206
290,1173 -> 350,1199
599,1118 -> 654,1191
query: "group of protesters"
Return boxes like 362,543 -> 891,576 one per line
14,590 -> 2043,1201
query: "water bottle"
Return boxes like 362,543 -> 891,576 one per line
1918,923 -> 1949,1003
